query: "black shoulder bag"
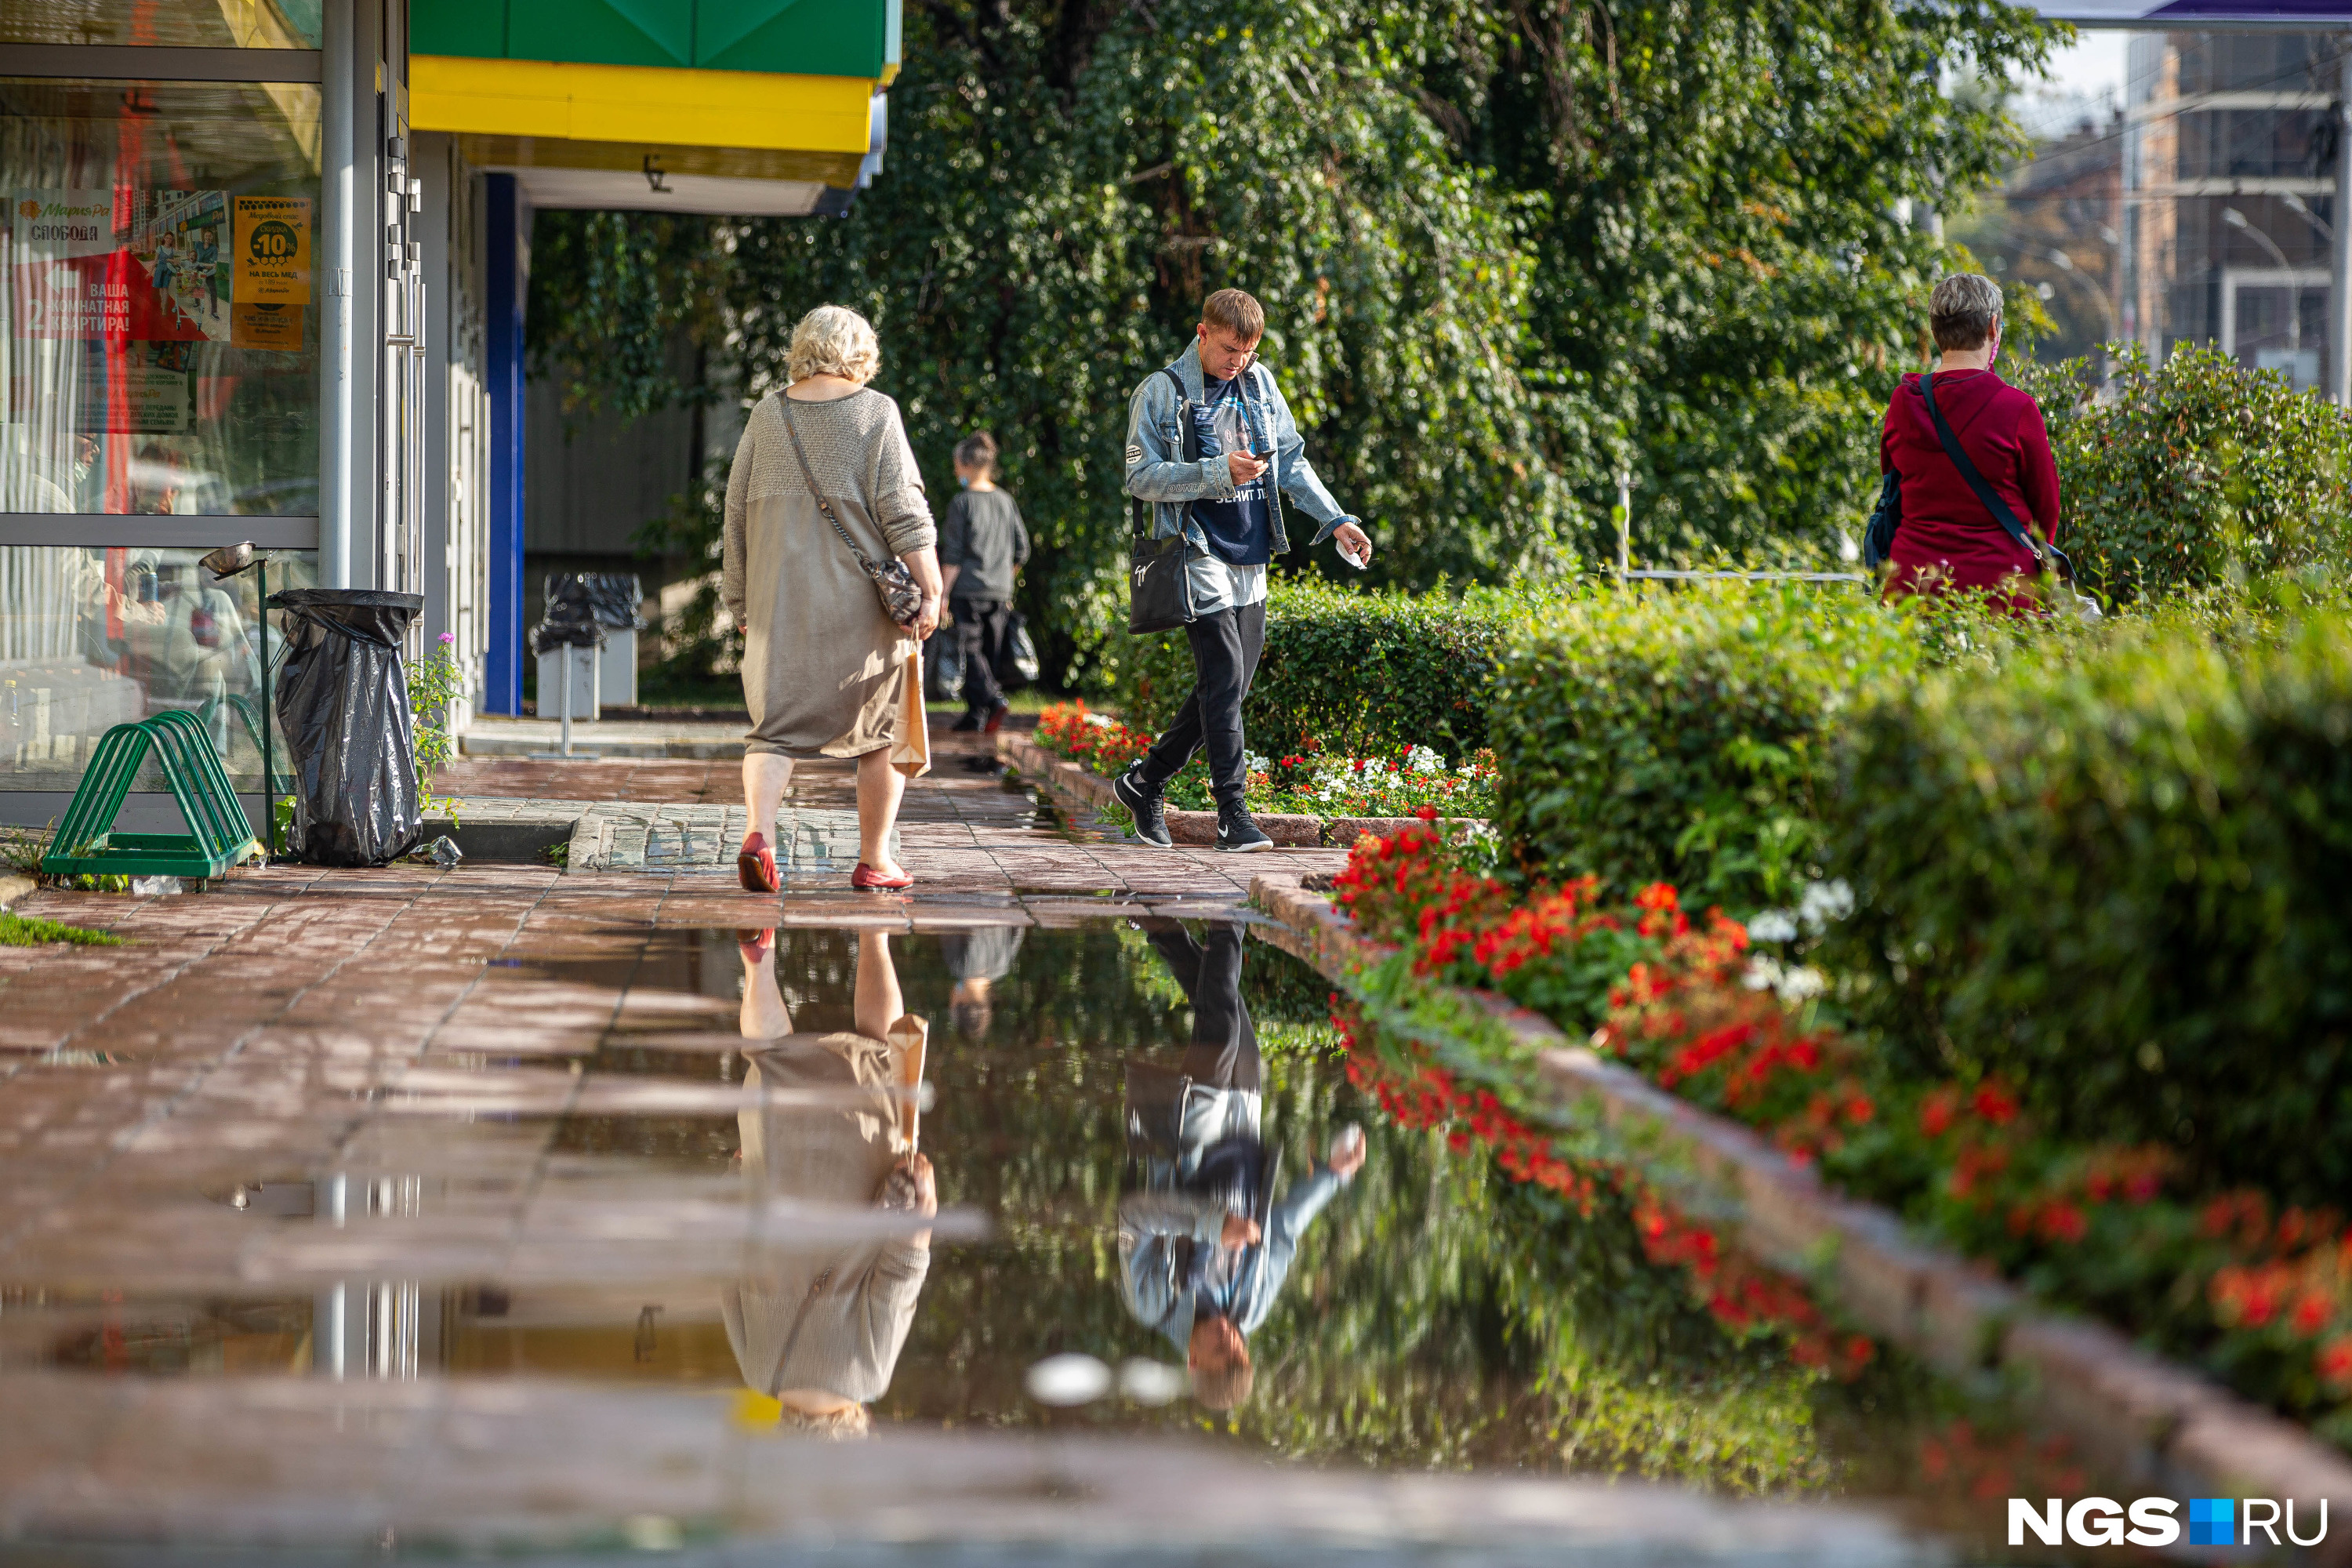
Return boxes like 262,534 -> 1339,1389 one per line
1127,367 -> 1198,636
1862,470 -> 1900,571
1920,372 -> 2098,616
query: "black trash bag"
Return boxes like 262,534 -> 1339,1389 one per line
532,613 -> 607,655
544,572 -> 644,630
267,589 -> 426,868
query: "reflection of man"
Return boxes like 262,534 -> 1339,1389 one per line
1118,920 -> 1367,1410
938,926 -> 1023,1039
728,927 -> 936,1438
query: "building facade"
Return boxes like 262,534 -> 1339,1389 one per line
0,0 -> 896,827
2123,31 -> 2340,389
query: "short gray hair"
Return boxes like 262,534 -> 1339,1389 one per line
1929,274 -> 2003,352
786,304 -> 881,385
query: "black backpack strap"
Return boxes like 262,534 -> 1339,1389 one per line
1921,372 -> 2069,580
1131,365 -> 1195,539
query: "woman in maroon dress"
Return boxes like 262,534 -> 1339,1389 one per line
1881,274 -> 2061,612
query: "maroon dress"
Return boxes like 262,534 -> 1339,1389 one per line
1879,368 -> 2060,610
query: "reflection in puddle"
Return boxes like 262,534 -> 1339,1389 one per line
1118,921 -> 1365,1414
0,919 -> 2095,1553
731,926 -> 935,1436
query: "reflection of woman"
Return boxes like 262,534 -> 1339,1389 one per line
728,927 -> 936,1437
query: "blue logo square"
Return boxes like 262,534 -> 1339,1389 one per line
2188,1497 -> 2235,1547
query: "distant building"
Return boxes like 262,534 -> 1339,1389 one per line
2125,31 -> 2338,389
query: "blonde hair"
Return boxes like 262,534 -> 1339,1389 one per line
1929,274 -> 2003,352
776,1401 -> 873,1440
787,304 -> 881,386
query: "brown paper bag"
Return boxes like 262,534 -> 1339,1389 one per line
892,646 -> 932,779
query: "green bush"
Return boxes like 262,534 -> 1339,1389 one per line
1824,608 -> 2352,1205
2014,344 -> 2352,605
1490,581 -> 1926,913
1112,579 -> 1550,762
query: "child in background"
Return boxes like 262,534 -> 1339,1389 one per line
938,432 -> 1031,733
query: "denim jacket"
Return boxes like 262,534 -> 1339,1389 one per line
1122,340 -> 1352,554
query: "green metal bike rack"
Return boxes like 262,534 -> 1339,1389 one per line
40,710 -> 262,880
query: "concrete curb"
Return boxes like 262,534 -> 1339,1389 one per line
1248,869 -> 2352,1544
0,873 -> 34,911
996,733 -> 1483,851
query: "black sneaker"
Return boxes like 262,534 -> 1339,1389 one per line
951,711 -> 984,732
1216,804 -> 1274,854
1112,765 -> 1173,848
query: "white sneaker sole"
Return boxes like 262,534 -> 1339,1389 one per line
1110,774 -> 1174,849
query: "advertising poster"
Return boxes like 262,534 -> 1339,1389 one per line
9,189 -> 230,345
232,194 -> 308,352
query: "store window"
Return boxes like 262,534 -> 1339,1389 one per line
2,544 -> 316,789
0,1 -> 321,50
0,77 -> 321,515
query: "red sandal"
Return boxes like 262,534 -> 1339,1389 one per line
851,862 -> 913,891
737,833 -> 780,894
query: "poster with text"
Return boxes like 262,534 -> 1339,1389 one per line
231,194 -> 308,351
9,190 -> 230,344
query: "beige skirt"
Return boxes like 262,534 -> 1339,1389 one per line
739,490 -> 919,762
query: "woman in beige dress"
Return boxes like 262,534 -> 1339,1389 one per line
724,305 -> 943,892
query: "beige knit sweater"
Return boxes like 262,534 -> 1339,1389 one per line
722,389 -> 938,759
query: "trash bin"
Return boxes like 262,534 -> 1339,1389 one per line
541,573 -> 643,710
267,589 -> 426,868
532,609 -> 605,723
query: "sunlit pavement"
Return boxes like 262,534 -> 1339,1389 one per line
0,734 -> 1939,1565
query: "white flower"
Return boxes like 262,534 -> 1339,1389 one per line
1407,745 -> 1443,775
1777,965 -> 1828,1004
1082,713 -> 1113,728
1243,750 -> 1271,775
1796,878 -> 1855,933
1743,953 -> 1828,1004
1745,909 -> 1799,944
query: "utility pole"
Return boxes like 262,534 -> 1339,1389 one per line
1614,470 -> 1632,581
2332,36 -> 2352,405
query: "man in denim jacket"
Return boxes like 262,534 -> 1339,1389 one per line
1113,289 -> 1375,852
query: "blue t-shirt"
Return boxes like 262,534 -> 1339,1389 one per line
1189,373 -> 1272,566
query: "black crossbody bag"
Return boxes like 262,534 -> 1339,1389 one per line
1127,366 -> 1198,636
1919,372 -> 2096,617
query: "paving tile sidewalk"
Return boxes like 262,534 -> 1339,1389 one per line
429,728 -> 1341,889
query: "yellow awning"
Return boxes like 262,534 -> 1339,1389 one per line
410,55 -> 875,156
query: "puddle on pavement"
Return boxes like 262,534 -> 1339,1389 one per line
0,920 -> 2098,1556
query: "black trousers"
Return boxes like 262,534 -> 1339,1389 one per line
1138,599 -> 1266,809
953,596 -> 1013,713
1147,921 -> 1261,1091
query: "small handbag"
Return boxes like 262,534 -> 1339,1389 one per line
1127,366 -> 1198,636
1920,372 -> 2102,619
780,399 -> 925,630
1862,470 -> 1900,571
1006,611 -> 1042,687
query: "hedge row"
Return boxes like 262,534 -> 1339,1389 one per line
1825,608 -> 2352,1207
1487,582 -> 1926,916
1111,579 -> 1549,763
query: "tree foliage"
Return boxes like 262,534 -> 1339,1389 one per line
527,0 -> 2053,676
2013,344 -> 2352,604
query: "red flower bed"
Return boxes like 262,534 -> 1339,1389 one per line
1325,817 -> 2352,1447
1334,992 -> 1875,1381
